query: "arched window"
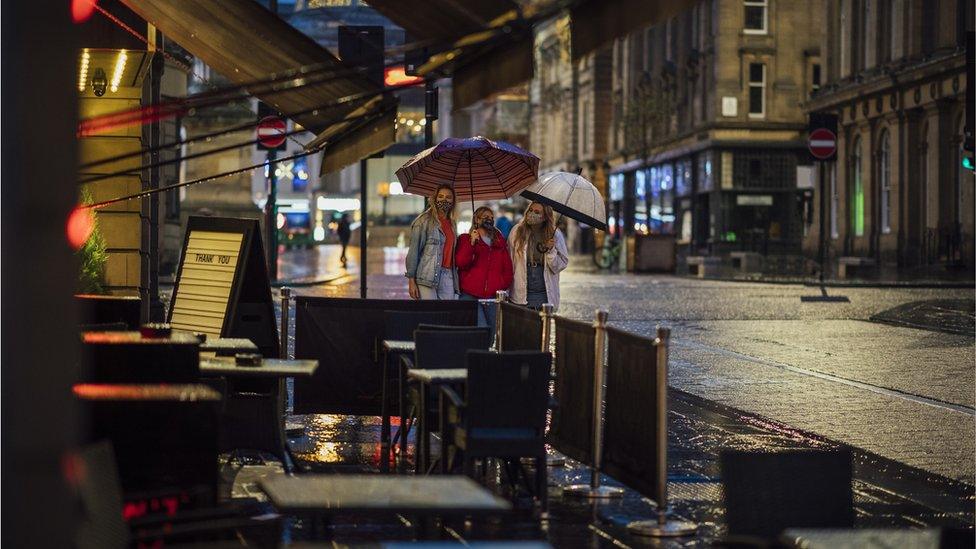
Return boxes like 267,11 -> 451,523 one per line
851,137 -> 864,237
878,130 -> 891,233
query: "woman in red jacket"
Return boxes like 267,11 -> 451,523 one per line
456,206 -> 514,328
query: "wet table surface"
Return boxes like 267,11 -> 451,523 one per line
199,356 -> 318,377
382,340 -> 414,353
199,337 -> 258,355
780,528 -> 940,548
407,369 -> 467,384
259,474 -> 510,515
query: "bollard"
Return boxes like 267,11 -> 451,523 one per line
539,303 -> 553,352
279,287 -> 292,359
494,290 -> 508,351
628,326 -> 697,537
564,309 -> 623,498
539,303 -> 564,468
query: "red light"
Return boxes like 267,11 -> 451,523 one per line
384,66 -> 423,87
71,0 -> 97,23
66,205 -> 94,250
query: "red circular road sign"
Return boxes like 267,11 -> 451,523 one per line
257,116 -> 287,149
808,127 -> 837,160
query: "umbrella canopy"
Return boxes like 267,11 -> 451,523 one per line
520,171 -> 608,231
395,136 -> 539,204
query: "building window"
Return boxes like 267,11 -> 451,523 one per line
748,63 -> 766,118
851,138 -> 864,237
744,0 -> 768,34
878,130 -> 891,234
811,63 -> 821,95
877,0 -> 892,64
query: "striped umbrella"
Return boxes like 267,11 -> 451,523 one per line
395,136 -> 539,208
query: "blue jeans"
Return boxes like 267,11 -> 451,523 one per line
460,292 -> 496,329
526,264 -> 548,310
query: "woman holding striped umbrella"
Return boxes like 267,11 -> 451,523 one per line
397,136 -> 539,300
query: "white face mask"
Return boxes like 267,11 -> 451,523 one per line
525,212 -> 544,225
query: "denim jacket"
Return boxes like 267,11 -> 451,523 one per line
404,211 -> 458,290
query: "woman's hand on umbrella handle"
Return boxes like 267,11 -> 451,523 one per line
545,237 -> 555,251
408,278 -> 420,300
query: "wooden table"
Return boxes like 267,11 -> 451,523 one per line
260,474 -> 509,538
380,339 -> 414,473
780,528 -> 940,549
407,368 -> 468,475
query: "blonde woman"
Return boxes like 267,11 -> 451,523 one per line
405,184 -> 459,299
508,202 -> 569,310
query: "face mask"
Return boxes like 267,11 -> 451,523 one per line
480,217 -> 494,229
525,212 -> 544,225
435,200 -> 453,213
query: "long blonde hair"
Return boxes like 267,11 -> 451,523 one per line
510,202 -> 555,257
416,183 -> 458,226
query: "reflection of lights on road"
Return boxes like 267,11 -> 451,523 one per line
313,226 -> 325,241
383,247 -> 409,275
276,213 -> 286,230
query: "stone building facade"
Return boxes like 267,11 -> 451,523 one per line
530,14 -> 613,253
805,0 -> 973,273
606,0 -> 825,264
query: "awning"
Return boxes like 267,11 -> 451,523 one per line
121,0 -> 396,172
365,0 -> 533,110
570,0 -> 704,60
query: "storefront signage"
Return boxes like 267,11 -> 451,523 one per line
736,195 -> 773,206
169,216 -> 280,357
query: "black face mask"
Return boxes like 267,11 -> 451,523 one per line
480,218 -> 494,230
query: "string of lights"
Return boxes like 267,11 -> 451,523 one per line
82,144 -> 326,211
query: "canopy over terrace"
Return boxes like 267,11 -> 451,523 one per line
121,0 -> 396,174
366,0 -> 703,111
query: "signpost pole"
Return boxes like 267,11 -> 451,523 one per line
266,148 -> 278,282
818,161 -> 827,286
360,158 -> 368,299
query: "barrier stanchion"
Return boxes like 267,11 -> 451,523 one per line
279,287 -> 292,359
564,309 -> 623,498
540,303 -> 564,468
628,326 -> 697,537
494,290 -> 508,351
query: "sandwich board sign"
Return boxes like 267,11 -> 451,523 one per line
169,216 -> 280,357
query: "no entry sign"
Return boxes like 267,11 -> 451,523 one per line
257,116 -> 287,150
808,128 -> 837,160
807,113 -> 838,161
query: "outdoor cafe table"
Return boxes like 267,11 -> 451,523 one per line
407,368 -> 467,475
780,528 -> 940,549
380,339 -> 414,473
259,474 -> 510,538
199,356 -> 318,470
198,337 -> 259,356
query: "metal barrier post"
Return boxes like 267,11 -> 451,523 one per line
494,290 -> 508,351
565,309 -> 623,498
628,326 -> 697,537
539,303 -> 553,352
540,303 -> 564,468
280,287 -> 292,359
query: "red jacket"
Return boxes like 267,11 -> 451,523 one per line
456,231 -> 514,299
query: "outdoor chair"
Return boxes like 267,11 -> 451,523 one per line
382,309 -> 456,343
440,350 -> 551,511
402,327 -> 492,473
70,440 -> 280,549
719,449 -> 854,545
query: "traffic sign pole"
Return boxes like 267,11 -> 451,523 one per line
267,148 -> 278,282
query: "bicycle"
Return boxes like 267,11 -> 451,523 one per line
593,237 -> 621,269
